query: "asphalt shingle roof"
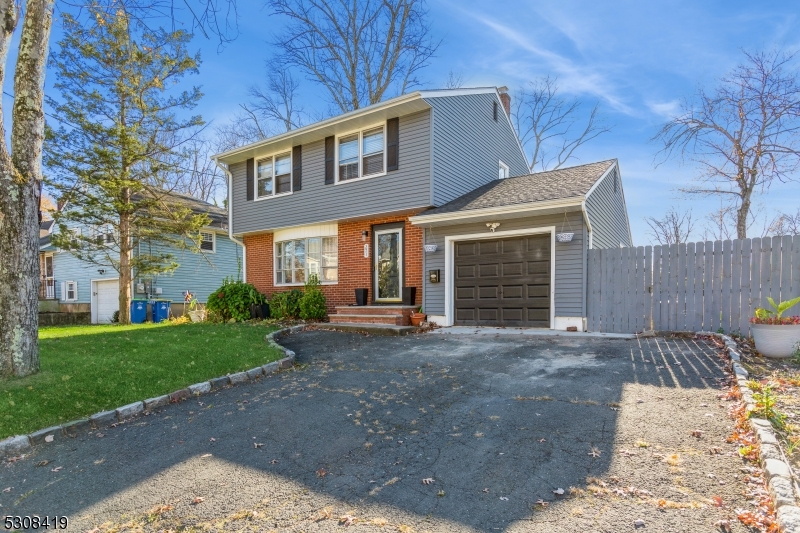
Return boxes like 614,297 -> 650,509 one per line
419,159 -> 616,217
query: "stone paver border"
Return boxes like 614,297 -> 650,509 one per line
701,331 -> 800,532
0,325 -> 304,458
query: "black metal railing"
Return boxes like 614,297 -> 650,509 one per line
39,277 -> 56,300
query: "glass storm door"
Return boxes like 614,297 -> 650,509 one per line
374,228 -> 403,301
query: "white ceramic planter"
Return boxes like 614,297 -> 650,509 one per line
751,323 -> 800,358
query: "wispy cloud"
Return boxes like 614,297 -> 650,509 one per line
452,5 -> 636,115
647,99 -> 682,120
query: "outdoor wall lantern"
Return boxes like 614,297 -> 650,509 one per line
97,269 -> 106,275
486,222 -> 500,232
361,230 -> 369,241
429,269 -> 440,283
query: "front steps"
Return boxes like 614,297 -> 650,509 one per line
329,305 -> 418,326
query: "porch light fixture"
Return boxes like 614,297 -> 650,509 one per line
361,230 -> 369,241
486,222 -> 500,232
98,269 -> 105,275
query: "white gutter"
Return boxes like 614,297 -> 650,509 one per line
409,197 -> 584,226
581,199 -> 594,250
214,157 -> 246,283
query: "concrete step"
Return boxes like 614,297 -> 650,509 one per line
314,322 -> 416,336
329,314 -> 408,326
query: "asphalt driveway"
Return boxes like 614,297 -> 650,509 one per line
1,330 -> 752,532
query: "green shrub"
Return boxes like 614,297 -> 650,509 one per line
270,289 -> 303,319
299,275 -> 327,320
206,277 -> 266,322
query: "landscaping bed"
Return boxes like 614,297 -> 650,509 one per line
0,322 -> 283,439
732,335 -> 800,476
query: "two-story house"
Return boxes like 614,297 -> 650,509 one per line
39,192 -> 243,324
213,87 -> 632,330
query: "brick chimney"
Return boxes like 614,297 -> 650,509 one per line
498,86 -> 511,117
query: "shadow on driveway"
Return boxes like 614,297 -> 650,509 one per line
0,330 -> 747,531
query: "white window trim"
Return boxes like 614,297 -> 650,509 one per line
499,160 -> 510,180
273,236 -> 339,287
199,231 -> 216,253
64,280 -> 78,302
443,226 -> 556,328
334,122 -> 387,184
254,151 -> 293,201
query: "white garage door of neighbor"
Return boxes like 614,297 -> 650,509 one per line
95,280 -> 119,324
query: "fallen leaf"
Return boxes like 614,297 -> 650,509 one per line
192,497 -> 205,504
2,487 -> 10,493
589,447 -> 601,458
535,499 -> 549,507
270,459 -> 278,464
482,488 -> 489,493
553,488 -> 565,495
714,518 -> 732,532
201,453 -> 212,458
209,437 -> 216,442
422,477 -> 435,485
44,435 -> 54,443
51,466 -> 63,472
94,458 -> 105,465
96,433 -> 105,438
339,514 -> 357,527
712,495 -> 723,507
691,430 -> 703,438
538,438 -> 546,443
316,468 -> 327,478
35,460 -> 49,467
499,496 -> 509,501
254,443 -> 264,448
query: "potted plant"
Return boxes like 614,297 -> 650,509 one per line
410,306 -> 427,327
248,286 -> 269,320
751,296 -> 800,358
187,297 -> 207,322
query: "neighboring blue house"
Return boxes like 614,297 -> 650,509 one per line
39,192 -> 243,324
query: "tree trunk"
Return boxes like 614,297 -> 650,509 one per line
736,196 -> 751,240
118,208 -> 132,325
0,0 -> 53,377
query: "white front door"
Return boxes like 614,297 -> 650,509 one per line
374,227 -> 403,302
94,279 -> 119,324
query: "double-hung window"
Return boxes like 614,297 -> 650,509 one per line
256,152 -> 292,198
276,236 -> 338,285
200,231 -> 215,252
337,126 -> 385,182
64,281 -> 77,301
499,161 -> 509,180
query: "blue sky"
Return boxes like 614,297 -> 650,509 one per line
8,0 -> 800,245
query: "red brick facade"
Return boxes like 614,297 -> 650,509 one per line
243,213 -> 423,312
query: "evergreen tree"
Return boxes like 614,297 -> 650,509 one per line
45,6 -> 209,324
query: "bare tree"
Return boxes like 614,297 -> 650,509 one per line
512,76 -> 611,172
269,0 -> 439,113
654,50 -> 800,239
644,207 -> 696,245
444,69 -> 465,89
167,138 -> 227,203
767,209 -> 800,236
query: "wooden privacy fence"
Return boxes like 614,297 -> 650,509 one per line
587,235 -> 800,334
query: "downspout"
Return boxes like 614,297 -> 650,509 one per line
581,198 -> 593,329
214,158 -> 246,283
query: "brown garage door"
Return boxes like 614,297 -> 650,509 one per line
453,235 -> 550,327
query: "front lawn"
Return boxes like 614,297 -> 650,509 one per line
0,322 -> 283,439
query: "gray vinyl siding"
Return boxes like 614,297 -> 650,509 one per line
144,231 -> 243,302
421,212 -> 586,317
426,93 -> 529,206
52,248 -> 119,303
230,110 -> 431,234
585,165 -> 633,249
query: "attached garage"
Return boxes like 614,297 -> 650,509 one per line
410,160 -> 632,331
453,235 -> 551,327
93,279 -> 120,324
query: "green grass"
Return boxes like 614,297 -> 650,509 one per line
0,322 -> 283,439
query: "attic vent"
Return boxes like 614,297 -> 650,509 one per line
614,173 -> 618,193
493,101 -> 498,121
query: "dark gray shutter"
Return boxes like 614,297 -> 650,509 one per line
386,117 -> 399,172
324,136 -> 335,184
292,145 -> 302,191
246,157 -> 254,200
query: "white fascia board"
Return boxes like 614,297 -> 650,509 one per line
409,197 -> 584,226
212,92 -> 426,162
417,87 -> 500,98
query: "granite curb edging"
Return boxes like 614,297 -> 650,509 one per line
700,331 -> 800,532
0,325 -> 305,458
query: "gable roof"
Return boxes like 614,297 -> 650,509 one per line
415,159 -> 617,218
156,190 -> 228,230
212,87 -> 514,165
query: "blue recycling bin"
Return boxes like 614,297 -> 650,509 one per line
130,299 -> 147,324
152,300 -> 172,323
